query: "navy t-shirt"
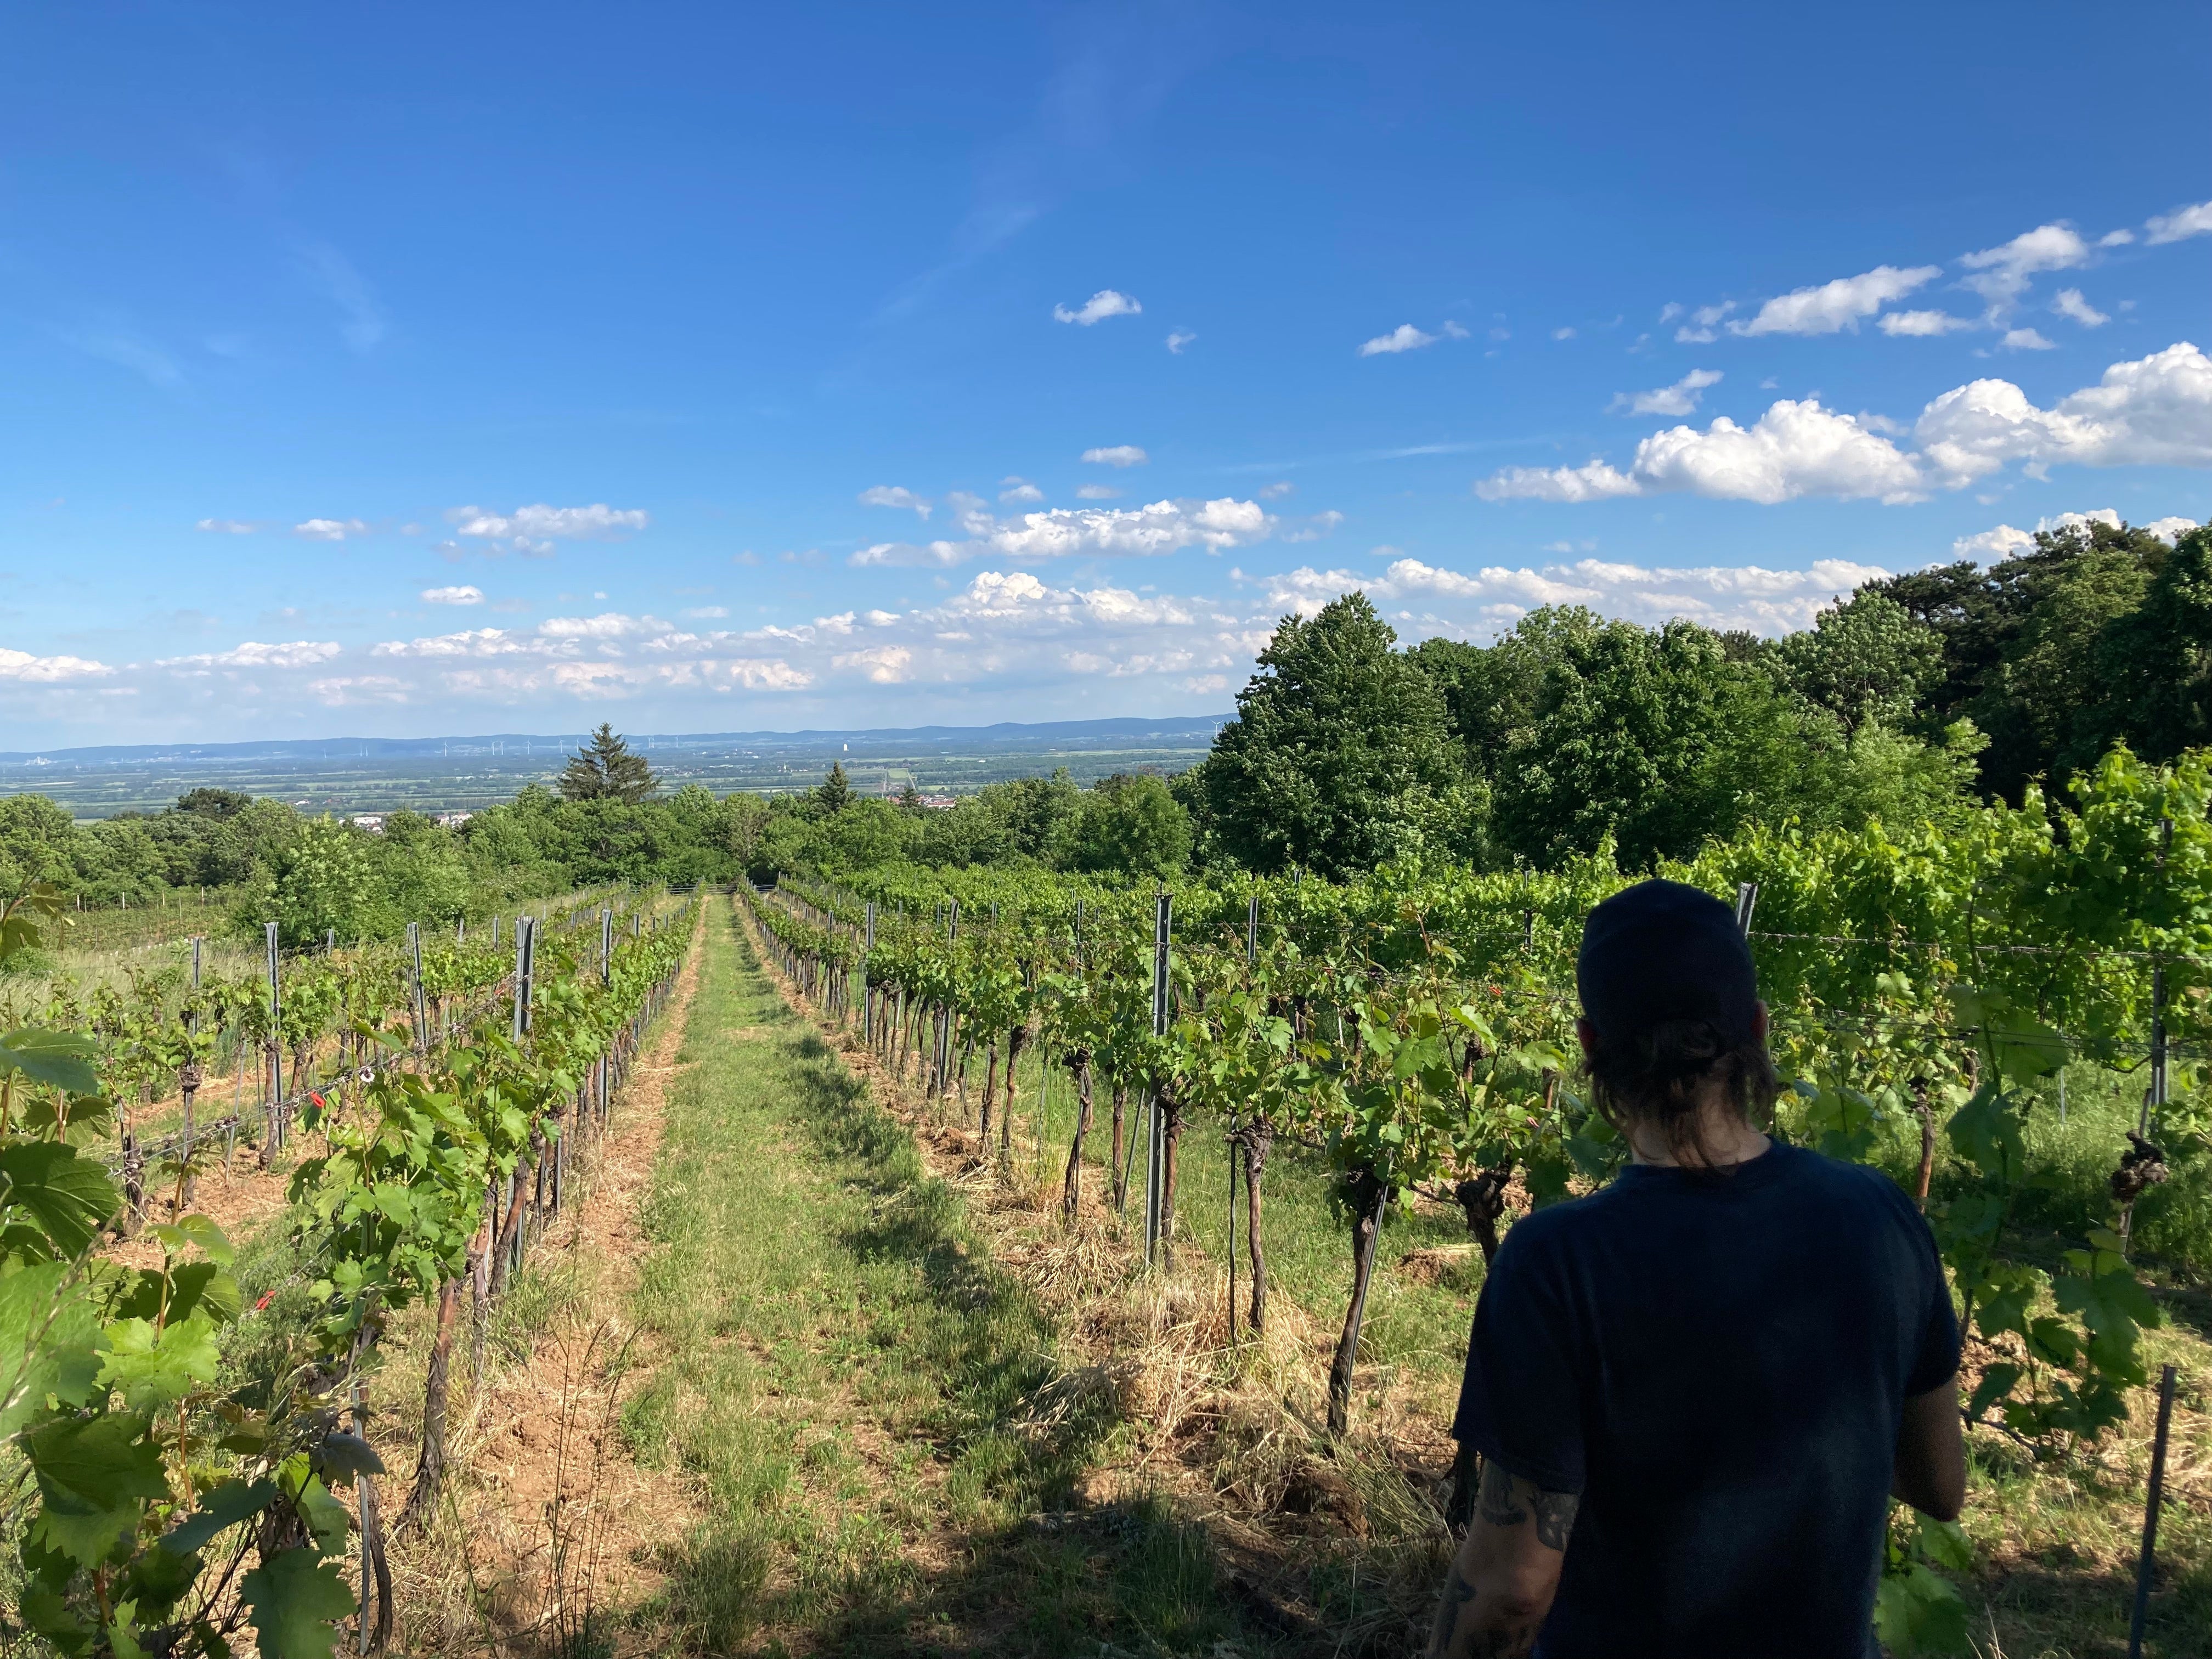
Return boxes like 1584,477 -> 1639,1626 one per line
1453,1142 -> 1960,1659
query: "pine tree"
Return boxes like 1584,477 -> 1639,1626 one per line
897,781 -> 924,810
815,761 -> 853,815
558,724 -> 659,803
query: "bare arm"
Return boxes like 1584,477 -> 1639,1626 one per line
1892,1376 -> 1965,1521
1427,1459 -> 1577,1659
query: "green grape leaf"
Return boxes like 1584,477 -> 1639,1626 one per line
0,1144 -> 120,1261
97,1312 -> 223,1411
1965,1362 -> 2021,1424
24,1412 -> 170,1567
311,1430 -> 386,1486
1944,1084 -> 2023,1186
0,1261 -> 103,1433
0,1029 -> 101,1095
1915,1515 -> 1973,1572
238,1547 -> 354,1659
151,1214 -> 235,1267
160,1477 -> 280,1556
1874,1561 -> 1972,1655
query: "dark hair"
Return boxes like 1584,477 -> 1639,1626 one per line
1585,1015 -> 1779,1170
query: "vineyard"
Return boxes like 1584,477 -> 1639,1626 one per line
0,746 -> 2206,1656
739,743 -> 2210,1653
0,883 -> 693,1657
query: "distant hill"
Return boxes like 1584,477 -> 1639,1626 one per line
0,716 -> 1232,818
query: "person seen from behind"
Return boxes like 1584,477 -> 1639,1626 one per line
1428,879 -> 1965,1658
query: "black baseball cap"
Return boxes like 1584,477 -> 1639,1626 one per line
1576,879 -> 1759,1048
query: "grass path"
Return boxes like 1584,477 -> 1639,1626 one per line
619,898 -> 1256,1656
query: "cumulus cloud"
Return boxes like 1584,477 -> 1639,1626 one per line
1238,556 -> 1895,636
833,645 -> 913,683
1952,524 -> 2034,558
1358,323 -> 1437,356
1608,368 -> 1723,417
1999,327 -> 2057,352
1480,399 -> 1922,505
0,646 -> 111,681
997,478 -> 1045,504
1075,483 -> 1121,500
1081,445 -> 1148,467
161,640 -> 343,670
196,518 -> 257,534
1728,265 -> 1940,337
1053,289 -> 1141,325
421,585 -> 484,605
2146,200 -> 2212,246
446,503 -> 650,555
2145,516 -> 2202,542
1257,482 -> 1295,500
851,495 -> 1276,567
295,518 -> 369,541
1166,330 -> 1197,353
1914,341 -> 2212,486
860,485 -> 933,517
1879,309 -> 1976,337
1958,222 -> 2093,311
2052,288 -> 2109,328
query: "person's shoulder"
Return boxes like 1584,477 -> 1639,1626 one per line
1771,1142 -> 1922,1222
1493,1186 -> 1617,1266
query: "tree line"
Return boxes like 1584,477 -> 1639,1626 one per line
2,516 -> 2201,938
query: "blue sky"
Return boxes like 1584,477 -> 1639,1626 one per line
3,0 -> 2209,746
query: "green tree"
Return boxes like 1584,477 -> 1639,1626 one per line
557,723 -> 659,803
242,816 -> 378,945
1071,772 -> 1192,877
814,761 -> 854,816
1779,592 -> 1944,736
2072,525 -> 2212,771
1203,594 -> 1468,877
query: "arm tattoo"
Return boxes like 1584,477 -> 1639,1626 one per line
1426,1566 -> 1478,1657
1476,1459 -> 1578,1550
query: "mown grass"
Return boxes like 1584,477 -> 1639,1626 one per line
620,901 -> 1272,1655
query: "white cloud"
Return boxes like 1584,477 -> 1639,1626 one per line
1953,524 -> 2035,560
1959,222 -> 2092,311
2040,509 -> 2123,535
860,485 -> 933,518
307,675 -> 410,707
1358,323 -> 1437,356
0,646 -> 111,681
1480,399 -> 1922,505
162,640 -> 342,670
1081,445 -> 1148,467
196,518 -> 256,534
445,503 -> 650,554
421,585 -> 484,605
1999,327 -> 2057,352
1075,483 -> 1121,500
1443,321 -> 1471,340
1914,341 -> 2212,486
1279,509 -> 1345,543
1241,556 -> 1895,636
2146,200 -> 2212,245
537,612 -> 669,640
1879,309 -> 1976,337
2145,516 -> 2201,543
1166,330 -> 1197,353
2052,288 -> 2109,328
997,478 -> 1045,504
1728,265 -> 1940,337
684,605 -> 730,618
295,518 -> 369,541
849,496 -> 1276,567
833,645 -> 913,684
1674,302 -> 1735,343
1608,368 -> 1722,417
1257,481 -> 1295,500
1553,326 -> 1576,341
1052,289 -> 1141,325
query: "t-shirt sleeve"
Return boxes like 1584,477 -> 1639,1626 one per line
1902,1201 -> 1963,1396
1452,1226 -> 1587,1494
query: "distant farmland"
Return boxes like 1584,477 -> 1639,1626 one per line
0,716 -> 1225,818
